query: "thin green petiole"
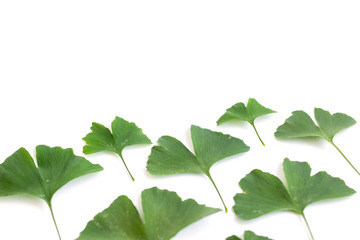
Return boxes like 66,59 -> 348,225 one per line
330,141 -> 360,176
301,213 -> 314,240
206,172 -> 227,212
48,203 -> 62,240
250,122 -> 265,146
118,153 -> 135,181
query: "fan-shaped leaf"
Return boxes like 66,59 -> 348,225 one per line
83,116 -> 152,180
217,98 -> 275,146
147,136 -> 202,175
314,108 -> 356,141
77,196 -> 147,240
0,145 -> 103,239
226,236 -> 242,240
190,125 -> 249,172
77,187 -> 219,240
275,108 -> 358,175
147,125 -> 249,211
233,158 -> 355,239
274,110 -> 321,139
226,230 -> 273,240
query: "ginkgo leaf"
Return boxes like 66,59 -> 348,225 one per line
226,236 -> 241,240
83,116 -> 152,181
275,108 -> 358,175
226,231 -> 273,240
314,108 -> 356,141
233,158 -> 355,240
0,145 -> 103,240
77,187 -> 220,240
76,195 -> 147,240
217,98 -> 276,146
147,125 -> 249,212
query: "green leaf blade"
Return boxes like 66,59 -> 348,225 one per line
0,145 -> 103,239
147,127 -> 249,175
246,98 -> 276,123
36,145 -> 103,202
233,169 -> 296,220
190,125 -> 250,172
77,196 -> 148,240
274,110 -> 322,139
314,108 -> 356,141
111,116 -> 152,153
233,158 -> 355,238
142,187 -> 220,240
0,148 -> 44,199
83,122 -> 115,154
83,117 -> 152,155
244,231 -> 272,240
226,231 -> 273,240
83,117 -> 152,180
217,98 -> 275,145
147,126 -> 249,211
147,136 -> 203,175
283,158 -> 356,210
226,236 -> 242,240
217,98 -> 275,125
77,187 -> 219,240
217,102 -> 249,125
276,108 -> 359,176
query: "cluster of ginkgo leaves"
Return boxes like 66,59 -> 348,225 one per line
0,98 -> 357,240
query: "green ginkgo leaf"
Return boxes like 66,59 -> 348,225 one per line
77,187 -> 220,240
217,98 -> 276,146
233,158 -> 355,240
0,145 -> 103,240
275,108 -> 358,175
226,231 -> 273,240
83,116 -> 152,181
147,125 -> 250,212
227,236 -> 242,240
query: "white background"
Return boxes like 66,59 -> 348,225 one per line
0,1 -> 360,239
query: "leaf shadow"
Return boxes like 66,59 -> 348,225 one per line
231,209 -> 291,226
143,170 -> 204,184
254,114 -> 275,124
0,194 -> 44,209
275,137 -> 325,148
217,120 -> 249,129
184,129 -> 194,152
53,170 -> 104,196
122,144 -> 153,152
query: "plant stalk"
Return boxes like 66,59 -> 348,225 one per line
48,203 -> 62,240
250,123 -> 265,146
330,141 -> 360,176
301,213 -> 314,240
206,172 -> 227,212
118,153 -> 135,181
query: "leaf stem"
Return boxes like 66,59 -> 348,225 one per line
206,172 -> 227,212
48,203 -> 62,240
301,213 -> 314,240
330,141 -> 360,176
250,123 -> 265,146
118,153 -> 135,181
